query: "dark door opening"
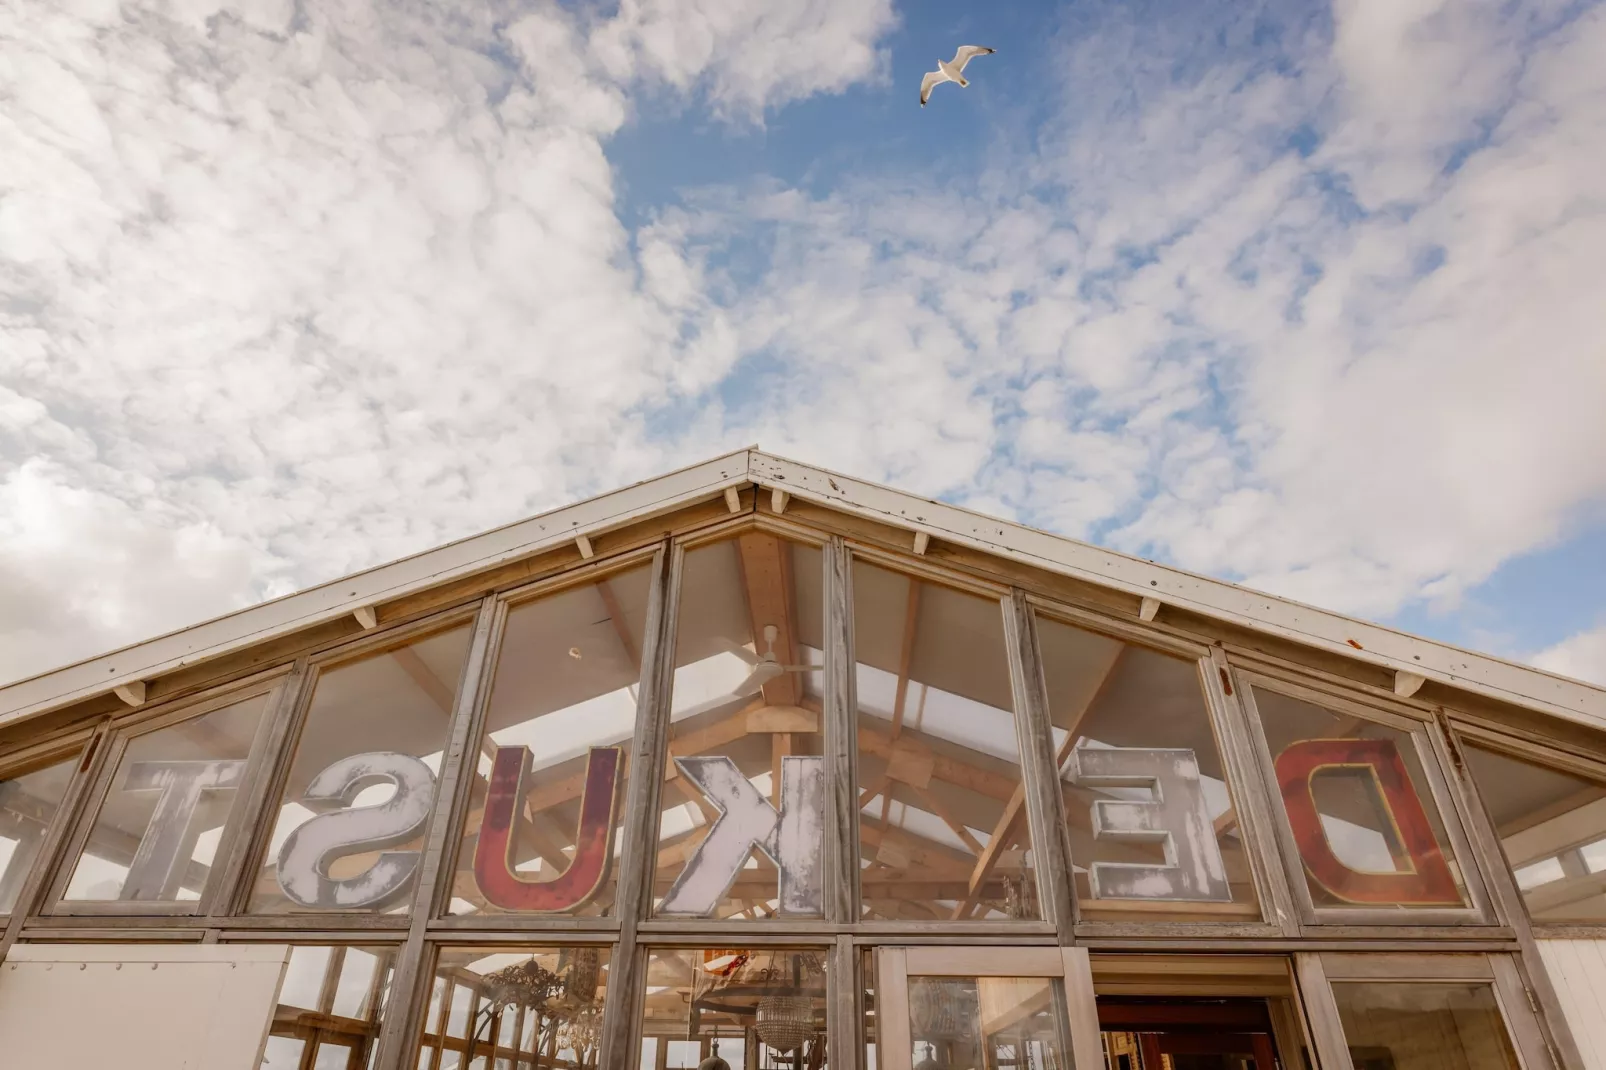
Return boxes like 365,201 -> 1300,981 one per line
1097,998 -> 1282,1070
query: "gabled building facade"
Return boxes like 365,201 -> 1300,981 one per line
0,447 -> 1603,1070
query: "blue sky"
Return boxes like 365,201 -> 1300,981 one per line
1,0 -> 1604,686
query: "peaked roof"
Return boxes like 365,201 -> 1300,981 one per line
2,448 -> 1602,734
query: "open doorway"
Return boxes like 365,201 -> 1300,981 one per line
1099,998 -> 1281,1070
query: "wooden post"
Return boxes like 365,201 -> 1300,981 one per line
598,543 -> 679,1070
823,537 -> 861,924
371,595 -> 499,1070
1206,645 -> 1303,935
1291,953 -> 1354,1070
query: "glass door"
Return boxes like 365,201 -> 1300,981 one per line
875,947 -> 1105,1070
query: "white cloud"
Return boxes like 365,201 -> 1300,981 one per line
591,0 -> 896,121
1532,626 -> 1606,687
0,0 -> 895,683
2,0 -> 1603,689
674,0 -> 1606,620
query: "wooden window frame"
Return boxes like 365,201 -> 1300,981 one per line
1297,950 -> 1556,1070
1029,601 -> 1291,937
39,670 -> 293,918
875,943 -> 1104,1070
1236,669 -> 1499,929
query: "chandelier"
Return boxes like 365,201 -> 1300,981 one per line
755,993 -> 814,1052
692,949 -> 825,1056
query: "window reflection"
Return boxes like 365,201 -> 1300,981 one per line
1039,618 -> 1259,920
908,975 -> 1070,1070
641,948 -> 828,1068
852,563 -> 1035,921
0,753 -> 78,913
64,693 -> 269,903
251,625 -> 473,913
259,944 -> 394,1070
1251,686 -> 1469,910
448,567 -> 651,917
1461,743 -> 1606,922
653,537 -> 826,921
1331,982 -> 1520,1070
417,945 -> 610,1070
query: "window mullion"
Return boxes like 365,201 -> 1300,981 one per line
598,540 -> 678,1068
1004,589 -> 1076,940
372,593 -> 499,1070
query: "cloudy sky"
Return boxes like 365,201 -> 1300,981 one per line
2,0 -> 1604,689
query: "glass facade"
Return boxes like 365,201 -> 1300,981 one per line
447,567 -> 652,919
852,563 -> 1035,921
252,625 -> 474,914
0,513 -> 1587,1070
1249,684 -> 1472,913
64,691 -> 270,905
1039,615 -> 1260,921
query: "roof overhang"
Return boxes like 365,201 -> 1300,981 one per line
2,448 -> 1602,735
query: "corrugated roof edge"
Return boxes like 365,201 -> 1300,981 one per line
1,446 -> 1601,735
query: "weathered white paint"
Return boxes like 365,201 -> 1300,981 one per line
122,759 -> 248,900
275,751 -> 436,909
1536,939 -> 1606,1070
658,755 -> 824,917
1067,745 -> 1231,902
0,943 -> 290,1069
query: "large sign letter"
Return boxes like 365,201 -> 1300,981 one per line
275,752 -> 435,910
659,755 -> 824,917
473,745 -> 622,913
1275,738 -> 1460,905
122,759 -> 248,900
1067,745 -> 1231,902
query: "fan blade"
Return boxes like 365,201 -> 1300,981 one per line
715,637 -> 762,666
734,662 -> 782,694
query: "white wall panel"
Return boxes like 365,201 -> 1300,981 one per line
0,942 -> 289,1070
1537,938 -> 1606,1070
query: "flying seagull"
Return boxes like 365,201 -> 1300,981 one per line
920,45 -> 996,107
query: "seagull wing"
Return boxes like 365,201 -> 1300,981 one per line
920,69 -> 946,106
950,45 -> 996,72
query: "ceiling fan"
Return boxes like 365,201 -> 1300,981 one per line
676,625 -> 814,718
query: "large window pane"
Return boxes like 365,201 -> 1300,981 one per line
641,948 -> 828,1068
417,945 -> 611,1070
654,536 -> 825,921
907,974 -> 1070,1069
853,563 -> 1036,921
0,752 -> 78,913
260,944 -> 395,1069
447,567 -> 651,918
1251,686 -> 1471,911
1460,743 -> 1606,922
1331,982 -> 1520,1070
251,625 -> 473,913
1039,617 -> 1260,920
64,693 -> 269,903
